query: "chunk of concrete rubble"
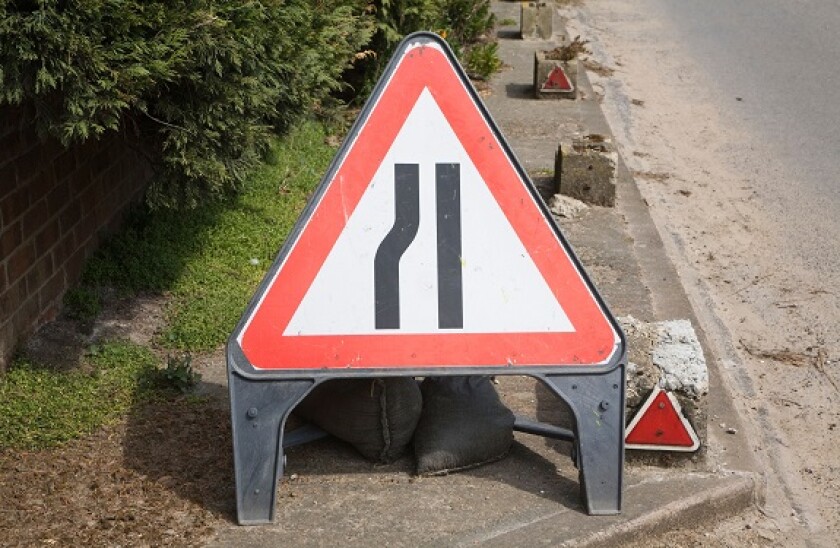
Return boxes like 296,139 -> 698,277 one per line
618,316 -> 708,458
548,193 -> 588,218
653,319 -> 709,398
618,315 -> 658,409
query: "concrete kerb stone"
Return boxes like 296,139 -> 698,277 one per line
554,135 -> 617,206
520,1 -> 554,40
534,51 -> 578,100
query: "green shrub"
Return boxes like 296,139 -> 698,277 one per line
464,42 -> 502,80
147,354 -> 201,394
439,0 -> 496,52
0,0 -> 372,208
347,0 -> 498,99
63,287 -> 102,323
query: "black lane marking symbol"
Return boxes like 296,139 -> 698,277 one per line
375,164 -> 420,329
436,163 -> 463,329
374,163 -> 464,330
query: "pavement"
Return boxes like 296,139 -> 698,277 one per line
204,3 -> 760,545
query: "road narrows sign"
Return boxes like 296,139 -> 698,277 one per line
227,32 -> 627,525
234,35 -> 618,371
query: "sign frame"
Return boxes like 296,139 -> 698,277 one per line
227,31 -> 626,525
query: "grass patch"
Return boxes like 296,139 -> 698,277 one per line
0,341 -> 158,450
83,121 -> 336,351
1,121 -> 334,449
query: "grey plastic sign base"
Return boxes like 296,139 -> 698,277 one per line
228,364 -> 626,524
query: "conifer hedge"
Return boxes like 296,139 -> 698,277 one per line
0,0 -> 373,207
0,0 -> 495,208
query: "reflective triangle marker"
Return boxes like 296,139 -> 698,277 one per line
542,65 -> 574,92
625,386 -> 700,452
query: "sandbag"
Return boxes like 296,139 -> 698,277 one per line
414,376 -> 515,475
294,378 -> 422,463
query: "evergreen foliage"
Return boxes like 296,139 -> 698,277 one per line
0,0 -> 373,208
0,0 -> 496,207
349,0 -> 497,97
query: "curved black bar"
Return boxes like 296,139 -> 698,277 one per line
374,164 -> 420,329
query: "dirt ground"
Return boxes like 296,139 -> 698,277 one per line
0,296 -> 233,547
565,1 -> 839,545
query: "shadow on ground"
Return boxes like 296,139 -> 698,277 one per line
122,396 -> 237,523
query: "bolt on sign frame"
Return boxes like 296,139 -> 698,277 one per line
227,32 -> 627,525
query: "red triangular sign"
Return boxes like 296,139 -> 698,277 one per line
542,66 -> 574,92
233,33 -> 618,371
625,386 -> 700,451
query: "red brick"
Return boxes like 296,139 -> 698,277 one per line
38,271 -> 65,311
0,186 -> 29,224
67,164 -> 94,195
0,279 -> 26,318
73,209 -> 98,247
53,149 -> 77,178
0,162 -> 17,199
63,247 -> 88,284
6,240 -> 35,284
58,200 -> 81,233
52,231 -> 76,267
89,145 -> 113,177
34,218 -> 61,257
13,293 -> 40,335
38,139 -> 63,166
22,198 -> 49,236
28,167 -> 56,199
24,253 -> 54,294
0,320 -> 14,371
45,179 -> 70,217
1,220 -> 23,257
15,147 -> 41,182
78,180 -> 98,216
0,131 -> 24,161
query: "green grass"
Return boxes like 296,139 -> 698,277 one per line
0,341 -> 158,450
0,121 -> 334,450
83,120 -> 337,351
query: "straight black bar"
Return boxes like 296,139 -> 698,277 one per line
374,164 -> 420,329
436,163 -> 463,329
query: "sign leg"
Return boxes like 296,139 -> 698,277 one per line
542,368 -> 625,515
228,373 -> 314,524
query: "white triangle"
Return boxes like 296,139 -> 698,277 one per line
284,89 -> 574,336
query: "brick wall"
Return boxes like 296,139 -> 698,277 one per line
0,104 -> 152,370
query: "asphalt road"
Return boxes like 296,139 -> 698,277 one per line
651,0 -> 840,276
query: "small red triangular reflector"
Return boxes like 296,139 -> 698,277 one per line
625,386 -> 700,452
542,66 -> 574,92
